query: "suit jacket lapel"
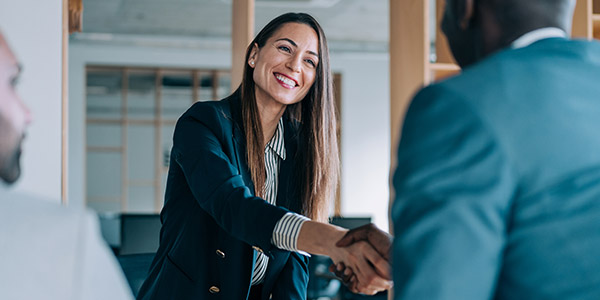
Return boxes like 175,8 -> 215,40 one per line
229,95 -> 303,298
228,92 -> 256,195
229,92 -> 300,212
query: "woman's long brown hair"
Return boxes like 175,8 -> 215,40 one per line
238,12 -> 339,222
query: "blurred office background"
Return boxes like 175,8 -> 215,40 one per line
2,1 -> 393,298
72,2 -> 392,298
69,0 -> 392,232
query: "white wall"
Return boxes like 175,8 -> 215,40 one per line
333,53 -> 390,231
0,0 -> 63,203
69,41 -> 391,230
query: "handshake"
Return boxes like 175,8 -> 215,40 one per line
328,223 -> 394,295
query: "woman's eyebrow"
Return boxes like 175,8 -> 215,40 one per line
275,38 -> 297,47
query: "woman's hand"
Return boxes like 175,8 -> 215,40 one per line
296,221 -> 392,295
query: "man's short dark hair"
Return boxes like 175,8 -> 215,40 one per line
481,0 -> 575,32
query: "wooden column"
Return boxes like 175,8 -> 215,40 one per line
333,73 -> 342,217
389,0 -> 429,177
594,0 -> 600,40
231,0 -> 254,91
573,0 -> 593,39
388,0 -> 430,257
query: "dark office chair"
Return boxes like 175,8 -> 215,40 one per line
115,214 -> 161,296
117,253 -> 155,297
119,214 -> 161,255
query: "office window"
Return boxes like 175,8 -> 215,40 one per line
86,67 -> 231,213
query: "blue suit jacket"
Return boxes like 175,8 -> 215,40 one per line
392,38 -> 600,299
137,91 -> 309,300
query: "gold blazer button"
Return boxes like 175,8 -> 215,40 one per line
209,286 -> 220,294
216,249 -> 225,258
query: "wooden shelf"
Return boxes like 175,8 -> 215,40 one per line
430,63 -> 461,71
126,179 -> 157,187
594,14 -> 600,40
87,146 -> 123,153
429,62 -> 461,81
87,196 -> 121,203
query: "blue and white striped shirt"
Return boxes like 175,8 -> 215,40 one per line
251,117 -> 310,285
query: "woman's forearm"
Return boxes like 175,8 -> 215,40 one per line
296,220 -> 347,257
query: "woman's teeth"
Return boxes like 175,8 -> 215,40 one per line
276,74 -> 296,87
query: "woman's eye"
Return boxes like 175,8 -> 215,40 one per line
278,46 -> 291,53
305,59 -> 316,67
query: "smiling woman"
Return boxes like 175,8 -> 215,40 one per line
242,19 -> 332,219
136,12 -> 391,300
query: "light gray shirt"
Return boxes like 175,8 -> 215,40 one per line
0,192 -> 133,299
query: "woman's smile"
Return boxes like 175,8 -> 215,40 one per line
274,72 -> 298,89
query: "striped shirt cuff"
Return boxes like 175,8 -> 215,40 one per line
272,212 -> 311,257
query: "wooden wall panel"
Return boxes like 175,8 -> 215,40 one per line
573,0 -> 593,39
389,0 -> 429,165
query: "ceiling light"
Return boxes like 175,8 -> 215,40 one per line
218,0 -> 342,8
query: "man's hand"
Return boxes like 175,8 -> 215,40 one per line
330,241 -> 392,294
336,223 -> 393,261
329,223 -> 393,294
329,262 -> 354,286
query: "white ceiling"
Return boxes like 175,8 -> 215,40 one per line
77,0 -> 389,52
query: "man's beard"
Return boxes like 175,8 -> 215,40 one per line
0,111 -> 25,185
0,139 -> 23,184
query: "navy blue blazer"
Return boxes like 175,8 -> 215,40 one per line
137,91 -> 309,300
392,38 -> 600,299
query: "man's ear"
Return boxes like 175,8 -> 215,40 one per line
449,0 -> 476,30
459,0 -> 476,30
248,43 -> 258,67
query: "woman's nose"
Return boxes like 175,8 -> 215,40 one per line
286,55 -> 302,73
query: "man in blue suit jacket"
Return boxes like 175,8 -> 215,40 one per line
392,0 -> 600,299
336,0 -> 600,298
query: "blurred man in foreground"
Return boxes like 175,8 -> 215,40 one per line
0,30 -> 133,300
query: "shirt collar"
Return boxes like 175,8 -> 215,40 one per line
511,27 -> 567,49
266,117 -> 286,160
